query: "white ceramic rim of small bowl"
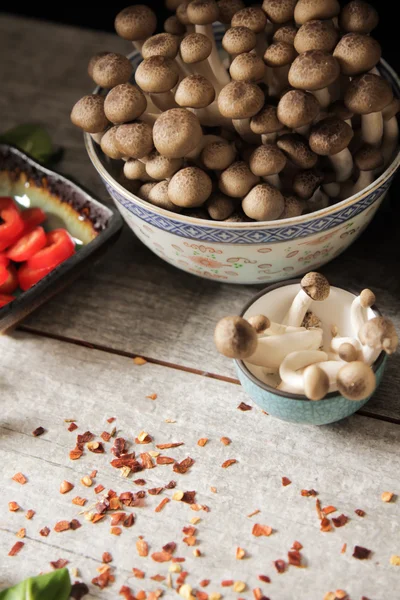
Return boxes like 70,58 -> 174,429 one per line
85,57 -> 400,230
234,279 -> 385,402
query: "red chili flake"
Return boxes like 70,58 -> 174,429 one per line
69,448 -> 83,460
222,459 -> 237,469
166,481 -> 177,489
8,541 -> 24,556
221,580 -> 234,587
353,546 -> 371,560
258,575 -> 271,583
355,509 -> 365,517
322,505 -> 337,515
301,489 -> 318,497
238,402 -> 252,411
200,580 -> 210,587
332,514 -> 349,528
12,472 -> 27,485
148,487 -> 164,496
220,437 -> 231,445
282,477 -> 291,486
288,550 -> 302,567
183,535 -> 197,546
136,537 -> 149,557
136,592 -> 147,600
16,528 -> 26,539
292,541 -> 303,550
196,592 -> 208,600
274,560 -> 286,573
70,519 -> 81,530
40,527 -> 50,537
197,438 -> 208,447
253,588 -> 268,600
135,434 -> 153,445
32,426 -> 45,437
101,431 -> 112,442
173,457 -> 195,474
141,453 -> 155,469
68,423 -> 78,432
320,517 -> 332,532
87,441 -> 104,454
77,431 -> 94,445
124,514 -> 135,528
54,521 -> 70,532
111,458 -> 142,471
151,575 -> 166,582
155,498 -> 170,512
134,479 -> 146,486
182,491 -> 196,504
8,501 -> 20,512
183,526 -> 197,536
94,484 -> 105,494
70,582 -> 89,599
92,514 -> 106,524
103,552 -> 113,563
156,442 -> 184,449
107,417 -> 116,423
111,513 -> 126,526
341,543 -> 347,554
72,497 -> 87,506
25,510 -> 35,520
151,550 -> 172,562
146,393 -> 158,400
172,557 -> 186,563
315,499 -> 323,520
92,569 -> 115,589
50,558 -> 69,569
119,586 -> 136,600
163,542 -> 176,554
133,568 -> 145,578
176,571 -> 188,585
111,438 -> 128,457
248,509 -> 260,518
156,456 -> 175,465
111,527 -> 122,536
252,523 -> 273,537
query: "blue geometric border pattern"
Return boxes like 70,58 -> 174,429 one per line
105,174 -> 393,245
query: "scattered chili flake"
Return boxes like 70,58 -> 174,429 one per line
332,514 -> 349,528
8,541 -> 24,556
155,498 -> 170,512
25,510 -> 35,520
220,437 -> 231,446
87,441 -> 104,453
221,580 -> 234,587
221,459 -> 237,469
390,555 -> 400,566
124,514 -> 135,528
136,432 -> 153,444
136,537 -> 149,557
191,517 -> 201,525
381,491 -> 395,503
8,501 -> 20,512
151,574 -> 166,582
60,481 -> 74,494
355,509 -> 365,517
70,519 -> 81,530
69,449 -> 83,460
92,569 -> 115,589
315,499 -> 323,520
136,592 -> 147,600
292,541 -> 303,551
134,479 -> 146,486
140,452 -> 155,469
281,477 -> 291,486
172,557 -> 186,563
253,588 -> 267,600
252,523 -> 272,537
197,438 -> 208,447
176,571 -> 188,585
148,487 -> 164,496
147,393 -> 158,400
200,580 -> 210,587
165,419 -> 176,423
133,567 -> 145,578
68,423 -> 78,432
258,575 -> 271,583
183,536 -> 197,546
193,548 -> 201,557
133,356 -> 147,365
197,592 -> 208,600
320,517 -> 332,532
173,490 -> 184,501
16,528 -> 26,539
182,491 -> 196,504
248,509 -> 260,518
111,527 -> 122,536
236,547 -> 246,559
50,558 -> 69,569
77,431 -> 94,445
157,456 -> 175,465
288,550 -> 302,567
173,457 -> 195,474
94,484 -> 105,494
156,442 -> 184,449
301,489 -> 318,497
40,527 -> 50,537
182,526 -> 197,538
54,520 -> 70,532
119,586 -> 136,600
353,546 -> 371,559
12,472 -> 27,485
238,402 -> 252,411
211,486 -> 217,493
335,590 -> 348,599
152,551 -> 172,563
72,497 -> 87,506
274,560 -> 286,573
111,513 -> 126,526
32,426 -> 45,437
322,506 -> 337,515
166,480 -> 177,489
341,543 -> 347,554
103,552 -> 113,564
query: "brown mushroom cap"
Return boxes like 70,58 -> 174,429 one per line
329,101 -> 354,121
264,42 -> 297,68
214,315 -> 258,359
201,140 -> 236,170
176,2 -> 192,26
219,161 -> 259,198
249,144 -> 287,177
293,169 -> 324,199
230,53 -> 266,82
262,0 -> 297,24
135,56 -> 179,93
168,166 -> 212,207
164,15 -> 186,36
359,316 -> 398,354
337,361 -> 376,400
301,271 -> 330,300
294,20 -> 339,54
123,158 -> 149,180
273,25 -> 297,46
294,0 -> 340,25
71,95 -> 109,134
278,90 -> 320,129
231,7 -> 268,33
138,182 -> 157,201
344,74 -> 393,115
309,117 -> 354,156
277,133 -> 318,168
115,122 -> 154,159
180,33 -> 212,64
339,342 -> 359,362
280,195 -> 305,218
175,75 -> 215,108
250,105 -> 284,135
303,364 -> 330,401
148,180 -> 181,213
101,126 -> 123,160
166,0 -> 183,11
217,0 -> 245,23
248,314 -> 271,333
383,98 -> 400,121
206,192 -> 236,220
88,52 -> 110,80
333,34 -> 381,76
144,150 -> 183,180
222,26 -> 257,55
218,82 -> 264,119
289,50 -> 340,91
104,83 -> 147,124
354,144 -> 384,171
115,5 -> 157,41
142,33 -> 180,60
339,0 -> 379,34
242,183 -> 285,221
92,53 -> 133,88
153,108 -> 203,159
359,288 -> 376,308
187,0 -> 220,25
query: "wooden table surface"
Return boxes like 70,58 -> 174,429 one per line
1,14 -> 399,600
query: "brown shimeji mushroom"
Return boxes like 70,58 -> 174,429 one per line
280,195 -> 305,218
148,180 -> 182,213
201,140 -> 236,171
342,144 -> 384,199
262,0 -> 298,25
168,166 -> 213,207
277,134 -> 318,170
176,1 -> 196,34
250,105 -> 285,144
339,0 -> 379,34
344,73 -> 393,147
222,26 -> 257,58
142,33 -> 180,61
104,83 -> 147,124
153,108 -> 203,158
124,158 -> 154,181
164,15 -> 186,36
101,127 -> 124,160
217,0 -> 245,24
166,0 -> 182,10
264,42 -> 298,96
175,74 -> 215,108
249,144 -> 287,189
144,150 -> 183,180
231,6 -> 268,56
382,98 -> 400,166
230,52 -> 266,83
219,161 -> 259,198
277,90 -> 320,135
88,52 -> 109,80
338,342 -> 359,362
242,183 -> 285,221
179,32 -> 216,86
71,95 -> 109,134
138,182 -> 157,201
359,316 -> 398,355
350,288 -> 376,339
214,315 -> 258,359
309,117 -> 354,182
135,56 -> 179,111
247,314 -> 270,333
115,122 -> 154,159
206,193 -> 237,220
115,5 -> 157,53
91,53 -> 133,89
273,24 -> 297,46
294,0 -> 340,25
283,271 -> 330,327
333,33 -> 381,76
336,361 -> 376,401
292,170 -> 327,212
289,50 -> 340,108
218,81 -> 264,142
294,20 -> 339,54
303,364 -> 330,401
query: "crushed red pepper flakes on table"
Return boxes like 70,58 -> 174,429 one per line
110,527 -> 122,536
152,550 -> 173,563
141,453 -> 156,469
155,498 -> 170,512
32,426 -> 45,436
236,547 -> 246,559
25,509 -> 35,520
197,438 -> 208,447
292,541 -> 303,550
320,517 -> 332,532
248,509 -> 260,518
8,541 -> 24,556
258,575 -> 271,583
355,508 -> 365,517
54,520 -> 71,532
238,402 -> 252,411
341,543 -> 347,554
146,393 -> 158,400
136,537 -> 149,557
221,580 -> 234,586
174,457 -> 195,474
274,559 -> 286,573
148,487 -> 164,496
253,588 -> 270,600
133,568 -> 145,578
381,491 -> 395,502
322,505 -> 337,515
252,523 -> 272,537
87,441 -> 105,453
200,580 -> 210,587
69,449 -> 83,460
281,477 -> 291,486
220,437 -> 231,446
92,567 -> 115,588
60,480 -> 74,494
221,459 -> 237,469
156,442 -> 184,449
157,456 -> 175,465
151,574 -> 166,582
119,586 -> 136,600
288,550 -> 302,567
353,545 -> 371,559
332,514 -> 349,528
183,535 -> 197,546
12,472 -> 27,485
101,431 -> 112,442
16,528 -> 26,539
8,501 -> 20,512
133,356 -> 147,365
39,527 -> 50,537
50,558 -> 69,569
134,479 -> 147,486
390,555 -> 400,566
68,422 -> 78,432
72,497 -> 87,506
107,417 -> 116,423
95,484 -> 105,494
301,489 -> 318,497
102,552 -> 113,563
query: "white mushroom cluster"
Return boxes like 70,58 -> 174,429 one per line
214,273 -> 398,401
71,0 -> 399,222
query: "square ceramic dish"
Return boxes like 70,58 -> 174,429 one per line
0,143 -> 123,333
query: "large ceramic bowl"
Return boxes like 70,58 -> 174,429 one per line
85,26 -> 400,285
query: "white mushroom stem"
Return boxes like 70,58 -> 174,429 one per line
139,112 -> 160,126
261,323 -> 306,336
282,290 -> 312,327
232,119 -> 261,144
351,296 -> 369,340
277,379 -> 302,393
279,350 -> 328,392
323,183 -> 340,198
311,87 -> 332,109
331,337 -> 361,353
267,66 -> 290,97
150,92 -> 179,112
317,360 -> 347,392
329,149 -> 354,182
382,117 -> 399,167
262,133 -> 278,145
263,174 -> 281,189
196,24 -> 230,85
246,328 -> 323,369
360,344 -> 381,366
307,188 -> 329,212
133,40 -> 145,55
90,131 -> 106,144
362,112 -> 383,147
352,170 -> 374,195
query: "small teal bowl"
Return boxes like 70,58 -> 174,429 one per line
235,280 -> 387,425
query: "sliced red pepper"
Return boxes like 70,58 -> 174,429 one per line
0,293 -> 15,308
0,253 -> 10,268
0,265 -> 8,286
0,198 -> 24,251
28,228 -> 75,270
6,227 -> 47,262
0,265 -> 18,294
22,207 -> 46,231
18,263 -> 53,291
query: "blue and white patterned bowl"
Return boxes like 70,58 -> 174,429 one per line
85,25 -> 400,285
235,280 -> 386,425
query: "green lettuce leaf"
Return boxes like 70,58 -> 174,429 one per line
0,568 -> 71,600
0,124 -> 54,164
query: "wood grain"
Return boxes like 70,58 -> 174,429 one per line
1,331 -> 400,599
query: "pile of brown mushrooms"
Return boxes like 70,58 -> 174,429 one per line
214,272 -> 398,401
71,0 -> 399,222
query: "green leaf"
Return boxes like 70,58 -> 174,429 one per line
0,568 -> 71,600
0,124 -> 54,164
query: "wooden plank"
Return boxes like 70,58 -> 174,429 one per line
1,331 -> 400,599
